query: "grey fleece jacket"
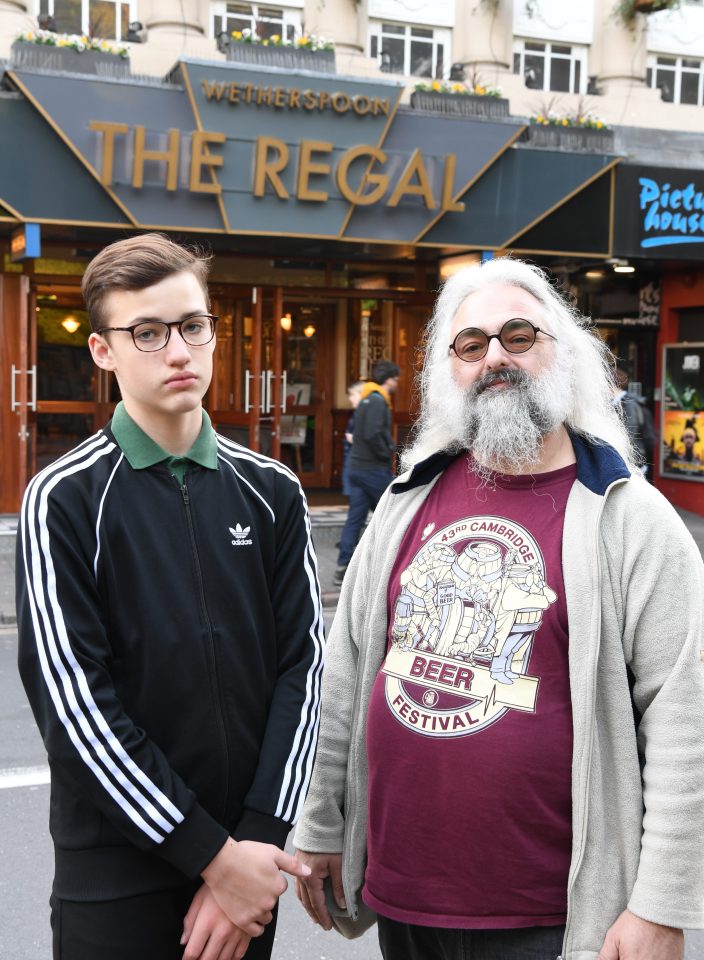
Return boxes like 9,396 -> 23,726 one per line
294,435 -> 704,959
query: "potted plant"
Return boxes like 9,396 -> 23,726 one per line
410,74 -> 509,120
525,98 -> 615,152
224,29 -> 335,72
12,28 -> 130,76
613,0 -> 680,25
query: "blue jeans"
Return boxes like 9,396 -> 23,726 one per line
337,467 -> 392,567
377,917 -> 566,960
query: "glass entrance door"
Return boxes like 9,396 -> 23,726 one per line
27,281 -> 115,475
209,287 -> 335,485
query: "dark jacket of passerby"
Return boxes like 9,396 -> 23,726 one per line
350,383 -> 394,471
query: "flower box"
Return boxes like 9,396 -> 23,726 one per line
525,123 -> 615,153
410,90 -> 509,120
11,40 -> 130,77
226,43 -> 335,74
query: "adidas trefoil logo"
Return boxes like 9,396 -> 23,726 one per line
229,523 -> 253,546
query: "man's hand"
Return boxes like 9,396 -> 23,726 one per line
202,838 -> 311,938
598,908 -> 684,959
293,849 -> 345,931
182,884 -> 251,960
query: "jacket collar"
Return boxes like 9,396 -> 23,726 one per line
392,432 -> 631,497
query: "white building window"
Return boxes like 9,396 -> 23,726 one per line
211,3 -> 302,42
369,21 -> 449,79
647,55 -> 704,105
37,0 -> 135,40
513,39 -> 587,94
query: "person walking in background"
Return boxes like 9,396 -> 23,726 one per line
613,366 -> 656,479
341,381 -> 364,499
334,361 -> 400,586
16,233 -> 320,960
294,258 -> 703,960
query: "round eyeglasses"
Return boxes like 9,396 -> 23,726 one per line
96,315 -> 218,353
449,318 -> 556,363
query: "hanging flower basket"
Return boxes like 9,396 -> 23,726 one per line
410,90 -> 509,120
613,0 -> 680,24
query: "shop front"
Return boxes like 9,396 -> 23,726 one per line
614,163 -> 704,513
1,53 -> 621,511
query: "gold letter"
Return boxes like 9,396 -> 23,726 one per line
189,130 -> 225,194
89,120 -> 129,186
336,145 -> 389,206
331,93 -> 350,113
387,148 -> 436,209
253,136 -> 290,199
352,95 -> 371,116
133,126 -> 180,191
289,88 -> 301,109
297,140 -> 333,202
441,154 -> 465,212
201,80 -> 227,101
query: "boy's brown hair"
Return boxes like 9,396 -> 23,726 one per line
82,233 -> 212,331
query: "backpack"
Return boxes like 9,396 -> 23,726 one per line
620,393 -> 656,470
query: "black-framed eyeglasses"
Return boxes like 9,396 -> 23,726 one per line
96,314 -> 218,353
449,318 -> 557,363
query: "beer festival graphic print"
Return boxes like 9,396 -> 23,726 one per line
382,517 -> 557,738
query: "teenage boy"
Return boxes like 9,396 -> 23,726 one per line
17,233 -> 322,960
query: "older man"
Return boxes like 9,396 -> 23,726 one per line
293,258 -> 704,960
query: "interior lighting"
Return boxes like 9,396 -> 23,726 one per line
439,252 -> 481,280
585,269 -> 605,279
303,324 -> 316,338
280,312 -> 292,332
61,316 -> 81,334
609,258 -> 635,274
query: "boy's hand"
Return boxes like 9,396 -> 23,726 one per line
182,884 -> 251,960
201,837 -> 311,937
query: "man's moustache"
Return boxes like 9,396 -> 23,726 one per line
473,368 -> 529,397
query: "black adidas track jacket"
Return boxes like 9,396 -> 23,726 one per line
17,423 -> 325,901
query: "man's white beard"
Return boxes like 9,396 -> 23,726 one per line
453,356 -> 573,475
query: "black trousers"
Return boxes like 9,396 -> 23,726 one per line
50,886 -> 278,960
377,916 -> 566,960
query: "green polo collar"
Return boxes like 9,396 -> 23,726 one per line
110,401 -> 218,481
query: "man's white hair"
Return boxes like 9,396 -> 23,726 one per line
402,257 -> 636,471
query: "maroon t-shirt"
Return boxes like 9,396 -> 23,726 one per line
363,456 -> 577,928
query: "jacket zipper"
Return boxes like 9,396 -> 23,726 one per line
181,480 -> 230,819
561,477 -> 629,959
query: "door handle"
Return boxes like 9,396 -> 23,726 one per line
244,370 -> 252,413
281,370 -> 287,413
265,370 -> 274,415
10,365 -> 36,411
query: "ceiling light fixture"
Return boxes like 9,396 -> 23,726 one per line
280,312 -> 292,332
608,258 -> 635,274
61,316 -> 80,334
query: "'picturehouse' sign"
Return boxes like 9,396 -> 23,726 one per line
615,164 -> 704,259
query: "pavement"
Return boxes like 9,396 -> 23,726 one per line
2,502 -> 703,624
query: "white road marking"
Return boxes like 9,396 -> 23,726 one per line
0,765 -> 50,789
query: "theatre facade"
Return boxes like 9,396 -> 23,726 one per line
0,50 -> 702,513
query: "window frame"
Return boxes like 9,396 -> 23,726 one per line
512,38 -> 588,95
36,0 -> 137,41
210,1 -> 303,42
368,19 -> 451,80
646,53 -> 704,106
